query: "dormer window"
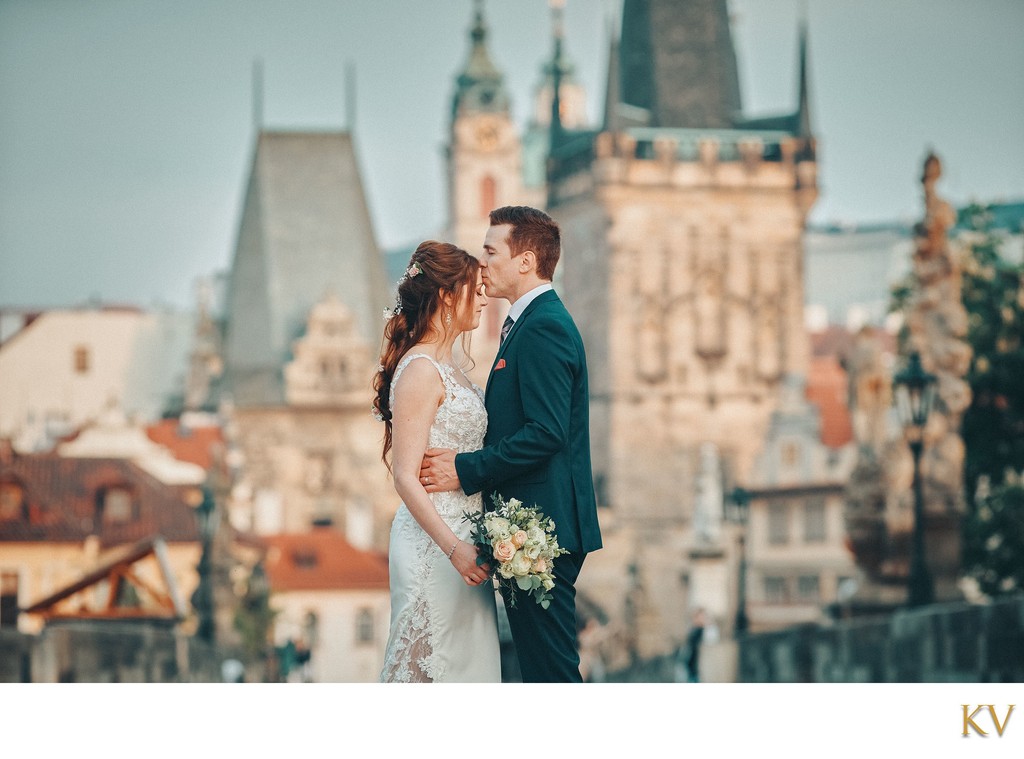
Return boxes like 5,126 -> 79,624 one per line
96,485 -> 136,524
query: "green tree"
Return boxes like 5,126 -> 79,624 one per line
956,204 -> 1024,596
966,480 -> 1024,596
958,204 -> 1024,501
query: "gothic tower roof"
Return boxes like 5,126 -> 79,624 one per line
616,0 -> 742,128
222,130 -> 388,407
451,0 -> 510,119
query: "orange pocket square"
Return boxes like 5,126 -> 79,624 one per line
494,359 -> 507,370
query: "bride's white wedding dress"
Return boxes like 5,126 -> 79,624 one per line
379,353 -> 501,683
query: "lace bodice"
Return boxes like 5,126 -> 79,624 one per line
390,353 -> 487,519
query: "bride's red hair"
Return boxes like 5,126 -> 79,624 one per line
372,241 -> 479,471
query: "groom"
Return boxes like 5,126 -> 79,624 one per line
420,205 -> 602,683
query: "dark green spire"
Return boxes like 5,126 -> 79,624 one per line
617,0 -> 742,128
451,0 -> 510,119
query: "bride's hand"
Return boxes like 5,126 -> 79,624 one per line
449,540 -> 491,586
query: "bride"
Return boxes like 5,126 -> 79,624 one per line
373,240 -> 501,682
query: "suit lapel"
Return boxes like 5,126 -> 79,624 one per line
485,290 -> 559,403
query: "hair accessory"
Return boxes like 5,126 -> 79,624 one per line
383,261 -> 424,320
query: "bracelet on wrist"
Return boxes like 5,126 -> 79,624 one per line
446,541 -> 458,560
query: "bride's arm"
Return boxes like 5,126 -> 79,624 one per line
391,359 -> 486,583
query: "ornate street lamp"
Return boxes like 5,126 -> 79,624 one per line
726,486 -> 751,636
190,486 -> 217,642
893,352 -> 938,607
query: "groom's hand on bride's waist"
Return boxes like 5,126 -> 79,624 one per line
420,448 -> 460,493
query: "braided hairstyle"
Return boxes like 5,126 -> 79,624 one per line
372,240 -> 480,471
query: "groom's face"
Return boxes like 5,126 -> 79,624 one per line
481,223 -> 517,302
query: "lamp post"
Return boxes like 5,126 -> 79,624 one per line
190,486 -> 217,643
893,352 -> 938,608
727,486 -> 751,637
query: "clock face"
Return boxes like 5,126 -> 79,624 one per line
475,121 -> 499,151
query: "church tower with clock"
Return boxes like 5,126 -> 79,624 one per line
446,0 -> 524,370
446,1 -> 589,381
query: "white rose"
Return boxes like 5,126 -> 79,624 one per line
510,550 -> 533,577
524,543 -> 542,560
499,563 -> 515,579
527,526 -> 546,544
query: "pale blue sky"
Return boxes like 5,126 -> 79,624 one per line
1,0 -> 1021,309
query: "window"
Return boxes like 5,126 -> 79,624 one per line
1,571 -> 18,627
781,441 -> 800,467
764,576 -> 788,603
74,346 -> 90,374
803,498 -> 827,543
797,575 -> 820,601
101,487 -> 134,523
0,481 -> 25,521
356,608 -> 374,645
480,175 -> 496,218
768,501 -> 790,545
304,454 -> 331,495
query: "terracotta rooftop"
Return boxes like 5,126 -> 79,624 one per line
145,419 -> 224,470
0,453 -> 199,546
263,529 -> 389,592
810,325 -> 897,361
806,356 -> 854,449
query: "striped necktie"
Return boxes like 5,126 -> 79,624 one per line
500,315 -> 514,345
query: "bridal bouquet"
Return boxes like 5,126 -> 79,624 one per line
464,492 -> 568,609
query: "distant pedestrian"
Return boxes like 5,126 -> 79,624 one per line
681,608 -> 708,683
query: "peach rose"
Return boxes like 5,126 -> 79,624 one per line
511,530 -> 528,548
493,539 -> 516,563
531,557 -> 547,573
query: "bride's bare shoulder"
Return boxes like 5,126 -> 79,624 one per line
391,352 -> 444,404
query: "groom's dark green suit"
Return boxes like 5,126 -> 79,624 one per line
454,288 -> 602,682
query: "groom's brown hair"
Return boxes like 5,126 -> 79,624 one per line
488,206 -> 561,281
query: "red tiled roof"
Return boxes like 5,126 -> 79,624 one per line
810,325 -> 897,361
145,420 -> 224,470
263,529 -> 389,592
0,454 -> 199,546
806,356 -> 854,449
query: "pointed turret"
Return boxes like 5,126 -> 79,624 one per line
796,18 -> 812,140
549,1 -> 565,150
602,16 -> 621,131
793,16 -> 816,164
617,0 -> 742,128
529,0 -> 589,130
451,0 -> 510,119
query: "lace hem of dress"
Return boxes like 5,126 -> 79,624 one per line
379,510 -> 446,683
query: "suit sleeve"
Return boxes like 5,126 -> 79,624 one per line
455,315 -> 576,496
